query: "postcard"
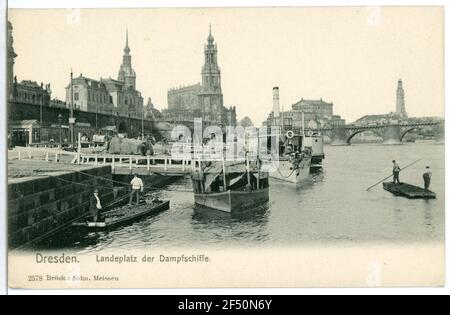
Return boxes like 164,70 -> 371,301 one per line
6,5 -> 445,289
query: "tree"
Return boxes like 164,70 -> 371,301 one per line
238,116 -> 254,128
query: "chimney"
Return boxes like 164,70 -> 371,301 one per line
273,87 -> 280,118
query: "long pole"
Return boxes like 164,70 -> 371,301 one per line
59,124 -> 62,149
246,151 -> 251,188
257,128 -> 260,190
40,101 -> 42,143
70,69 -> 74,147
77,132 -> 81,164
222,154 -> 227,192
141,110 -> 144,138
301,111 -> 305,137
245,133 -> 251,189
366,159 -> 421,191
301,111 -> 305,151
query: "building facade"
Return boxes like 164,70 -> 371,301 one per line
165,84 -> 202,121
265,97 -> 345,132
292,98 -> 333,121
164,27 -> 237,126
65,31 -> 143,118
65,75 -> 110,113
13,80 -> 52,107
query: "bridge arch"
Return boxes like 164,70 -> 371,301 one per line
400,128 -> 418,142
346,129 -> 367,144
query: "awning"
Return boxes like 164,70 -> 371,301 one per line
102,126 -> 117,131
203,172 -> 221,190
10,120 -> 40,129
229,173 -> 245,186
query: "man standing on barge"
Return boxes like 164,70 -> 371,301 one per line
423,166 -> 432,191
129,173 -> 144,205
392,160 -> 401,185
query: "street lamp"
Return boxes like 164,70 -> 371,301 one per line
39,98 -> 43,143
58,114 -> 62,149
141,110 -> 144,139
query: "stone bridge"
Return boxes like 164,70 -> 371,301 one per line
310,122 -> 444,146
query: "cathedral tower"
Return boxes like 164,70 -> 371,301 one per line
118,29 -> 137,90
198,25 -> 224,124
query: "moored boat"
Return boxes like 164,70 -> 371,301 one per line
191,159 -> 269,214
72,200 -> 170,229
304,133 -> 325,166
194,188 -> 269,213
269,128 -> 322,184
269,152 -> 312,184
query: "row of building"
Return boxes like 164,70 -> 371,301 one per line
264,87 -> 346,132
8,22 -> 145,119
66,31 -> 144,118
8,17 -> 410,138
8,21 -> 236,127
263,77 -> 410,132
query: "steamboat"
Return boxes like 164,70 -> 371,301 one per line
191,156 -> 269,214
269,129 -> 324,184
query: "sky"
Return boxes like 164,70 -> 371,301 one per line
9,7 -> 444,126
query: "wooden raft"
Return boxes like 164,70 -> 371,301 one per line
383,182 -> 436,199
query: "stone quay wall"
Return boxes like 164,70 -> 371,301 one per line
8,165 -> 114,249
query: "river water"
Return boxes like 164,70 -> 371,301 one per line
32,143 -> 445,252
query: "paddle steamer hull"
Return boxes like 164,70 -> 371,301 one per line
194,188 -> 269,213
269,156 -> 312,184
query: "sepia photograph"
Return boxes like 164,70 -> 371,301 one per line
4,2 -> 446,290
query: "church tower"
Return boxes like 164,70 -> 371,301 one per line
396,79 -> 407,118
199,25 -> 224,124
118,29 -> 136,90
7,21 -> 17,100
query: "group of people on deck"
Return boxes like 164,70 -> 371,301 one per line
392,160 -> 432,191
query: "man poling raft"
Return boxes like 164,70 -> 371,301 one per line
366,159 -> 436,199
423,166 -> 432,192
392,160 -> 401,185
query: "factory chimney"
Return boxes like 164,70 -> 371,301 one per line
273,87 -> 280,118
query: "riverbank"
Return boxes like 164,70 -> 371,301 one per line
8,159 -> 183,250
8,163 -> 115,249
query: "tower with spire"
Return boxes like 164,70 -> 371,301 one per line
198,25 -> 224,124
165,25 -> 236,126
7,21 -> 17,100
118,29 -> 137,90
396,79 -> 407,118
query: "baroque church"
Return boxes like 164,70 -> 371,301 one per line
65,30 -> 144,118
164,26 -> 237,126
